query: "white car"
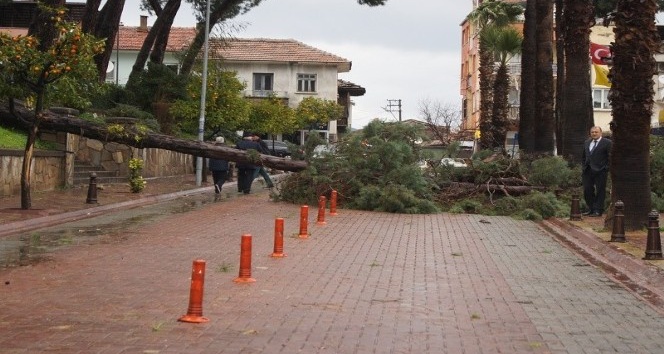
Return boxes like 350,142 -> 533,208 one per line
440,158 -> 468,168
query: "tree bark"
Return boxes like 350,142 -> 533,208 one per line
554,0 -> 565,154
608,0 -> 657,230
560,0 -> 593,163
126,0 -> 181,87
1,101 -> 307,173
534,0 -> 555,154
518,0 -> 537,153
91,0 -> 126,80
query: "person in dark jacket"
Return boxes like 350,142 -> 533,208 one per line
582,126 -> 612,217
235,131 -> 268,194
252,135 -> 275,188
209,137 -> 229,195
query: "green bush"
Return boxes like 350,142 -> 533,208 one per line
492,196 -> 523,216
526,156 -> 574,188
449,199 -> 483,214
521,191 -> 566,219
651,136 -> 664,197
518,208 -> 543,221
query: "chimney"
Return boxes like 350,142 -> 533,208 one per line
139,15 -> 148,31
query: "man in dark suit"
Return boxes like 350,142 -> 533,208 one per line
582,126 -> 612,217
235,131 -> 269,194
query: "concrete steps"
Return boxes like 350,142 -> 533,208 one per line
73,161 -> 125,185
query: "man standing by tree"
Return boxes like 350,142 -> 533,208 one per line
582,126 -> 612,217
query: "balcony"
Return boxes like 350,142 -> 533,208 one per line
249,90 -> 288,98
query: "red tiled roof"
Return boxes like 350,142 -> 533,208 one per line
212,38 -> 351,72
118,26 -> 195,52
118,27 -> 351,72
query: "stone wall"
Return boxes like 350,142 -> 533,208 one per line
71,134 -> 194,178
0,133 -> 194,197
0,150 -> 66,196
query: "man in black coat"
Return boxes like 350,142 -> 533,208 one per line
235,131 -> 269,194
209,137 -> 229,195
582,126 -> 612,217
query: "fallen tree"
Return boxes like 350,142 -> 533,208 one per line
0,100 -> 307,172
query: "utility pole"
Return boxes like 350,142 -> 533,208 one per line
386,99 -> 402,121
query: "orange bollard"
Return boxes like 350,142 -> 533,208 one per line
317,195 -> 327,225
271,218 -> 287,257
299,205 -> 309,238
179,259 -> 209,323
329,190 -> 338,216
234,234 -> 256,283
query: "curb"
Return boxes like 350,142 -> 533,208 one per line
541,218 -> 664,314
0,185 -> 213,238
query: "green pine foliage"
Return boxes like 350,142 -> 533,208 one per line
276,120 -> 439,214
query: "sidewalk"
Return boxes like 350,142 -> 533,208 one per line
1,178 -> 664,353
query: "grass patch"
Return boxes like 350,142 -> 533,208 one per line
0,126 -> 56,150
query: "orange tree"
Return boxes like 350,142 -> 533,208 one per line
0,6 -> 104,209
170,64 -> 251,138
294,97 -> 343,131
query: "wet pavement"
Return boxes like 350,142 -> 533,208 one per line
1,178 -> 664,353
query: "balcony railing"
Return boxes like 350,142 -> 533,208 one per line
249,90 -> 288,98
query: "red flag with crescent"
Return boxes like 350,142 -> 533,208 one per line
590,42 -> 611,65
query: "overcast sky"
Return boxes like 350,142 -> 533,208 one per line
121,0 -> 471,128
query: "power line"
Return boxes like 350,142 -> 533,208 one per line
386,99 -> 402,122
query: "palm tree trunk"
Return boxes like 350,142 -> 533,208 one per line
609,0 -> 658,230
518,0 -> 537,153
478,42 -> 495,150
534,0 -> 555,154
491,64 -> 510,150
554,0 -> 565,154
560,0 -> 593,162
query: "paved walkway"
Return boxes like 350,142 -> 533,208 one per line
2,185 -> 664,353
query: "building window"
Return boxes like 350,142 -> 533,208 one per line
297,73 -> 316,92
165,64 -> 180,74
592,88 -> 610,110
253,73 -> 273,91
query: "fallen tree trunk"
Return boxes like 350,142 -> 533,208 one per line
0,100 -> 307,172
447,182 -> 545,195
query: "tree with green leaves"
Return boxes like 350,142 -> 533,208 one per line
0,5 -> 104,209
170,64 -> 251,138
247,95 -> 296,142
481,25 -> 522,150
294,97 -> 344,131
467,0 -> 523,150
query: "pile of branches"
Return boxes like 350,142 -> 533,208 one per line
432,154 -> 545,205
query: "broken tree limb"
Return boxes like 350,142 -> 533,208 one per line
0,100 -> 307,172
447,182 -> 544,195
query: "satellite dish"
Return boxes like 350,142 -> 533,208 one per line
658,75 -> 664,84
106,62 -> 114,73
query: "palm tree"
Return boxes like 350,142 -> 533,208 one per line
534,0 -> 555,154
467,0 -> 523,150
482,25 -> 523,150
608,0 -> 658,230
519,0 -> 537,152
559,0 -> 594,163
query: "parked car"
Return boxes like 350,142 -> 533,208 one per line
440,158 -> 468,168
265,140 -> 292,157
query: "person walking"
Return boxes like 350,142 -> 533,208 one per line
582,126 -> 612,217
209,137 -> 229,195
235,131 -> 267,194
253,135 -> 275,188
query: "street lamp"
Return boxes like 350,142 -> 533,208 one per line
195,0 -> 211,186
116,22 -> 123,85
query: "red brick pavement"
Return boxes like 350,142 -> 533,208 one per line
0,192 -> 551,353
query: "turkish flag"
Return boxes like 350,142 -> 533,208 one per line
590,42 -> 611,65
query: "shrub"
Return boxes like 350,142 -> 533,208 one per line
128,158 -> 147,193
492,196 -> 523,216
526,156 -> 574,188
521,191 -> 565,219
518,208 -> 543,221
449,199 -> 483,214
